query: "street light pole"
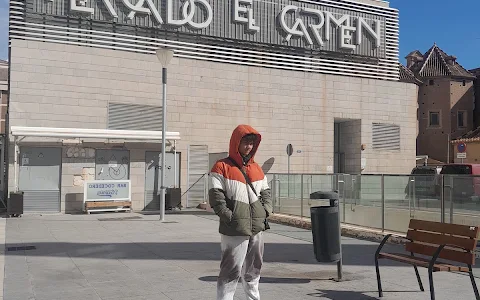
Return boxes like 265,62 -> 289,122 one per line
156,47 -> 174,222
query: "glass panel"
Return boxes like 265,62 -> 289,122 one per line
411,174 -> 442,223
342,175 -> 382,229
275,174 -> 302,217
447,175 -> 480,227
384,175 -> 410,233
446,174 -> 480,276
384,175 -> 441,233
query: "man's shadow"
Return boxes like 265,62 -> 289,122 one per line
198,275 -> 310,284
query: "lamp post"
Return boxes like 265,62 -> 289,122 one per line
156,47 -> 174,221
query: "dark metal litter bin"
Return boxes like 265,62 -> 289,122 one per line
166,188 -> 181,210
8,191 -> 24,217
310,191 -> 343,280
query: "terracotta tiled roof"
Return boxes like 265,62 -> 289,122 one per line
408,44 -> 475,79
452,126 -> 480,143
399,63 -> 422,85
406,50 -> 423,59
469,68 -> 480,77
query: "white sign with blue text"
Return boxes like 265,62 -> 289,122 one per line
84,180 -> 131,202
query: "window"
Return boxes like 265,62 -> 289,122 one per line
458,111 -> 467,128
429,79 -> 434,86
462,80 -> 466,86
429,111 -> 440,127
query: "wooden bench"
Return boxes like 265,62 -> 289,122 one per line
375,219 -> 479,300
85,201 -> 132,214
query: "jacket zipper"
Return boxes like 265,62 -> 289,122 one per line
244,166 -> 253,233
248,183 -> 253,233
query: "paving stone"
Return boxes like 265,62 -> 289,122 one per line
2,211 -> 479,300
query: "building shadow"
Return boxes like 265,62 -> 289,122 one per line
3,240 -> 409,268
306,289 -> 420,299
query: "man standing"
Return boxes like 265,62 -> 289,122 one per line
209,124 -> 273,300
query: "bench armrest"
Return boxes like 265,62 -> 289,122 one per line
428,243 -> 473,269
375,234 -> 413,257
440,243 -> 470,252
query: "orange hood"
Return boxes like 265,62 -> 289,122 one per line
229,125 -> 262,166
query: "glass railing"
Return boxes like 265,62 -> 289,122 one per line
270,173 -> 480,234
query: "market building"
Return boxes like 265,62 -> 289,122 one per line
7,0 -> 418,213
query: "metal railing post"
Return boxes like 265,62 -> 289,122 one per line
440,175 -> 445,223
412,178 -> 416,218
278,175 -> 282,208
300,174 -> 304,218
337,174 -> 345,223
381,174 -> 385,232
272,175 -> 281,213
409,178 -> 412,218
204,174 -> 208,203
272,174 -> 277,213
449,176 -> 454,224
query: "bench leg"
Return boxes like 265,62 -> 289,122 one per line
428,267 -> 435,300
468,265 -> 480,300
413,265 -> 424,292
375,256 -> 383,297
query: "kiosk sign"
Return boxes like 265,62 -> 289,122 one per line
84,180 -> 131,201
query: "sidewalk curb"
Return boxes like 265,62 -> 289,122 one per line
268,213 -> 407,245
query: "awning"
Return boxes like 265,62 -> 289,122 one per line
10,126 -> 181,193
10,126 -> 181,141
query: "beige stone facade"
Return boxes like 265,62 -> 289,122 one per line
417,78 -> 474,162
404,45 -> 476,163
470,68 -> 480,128
8,39 -> 417,212
0,60 -> 7,135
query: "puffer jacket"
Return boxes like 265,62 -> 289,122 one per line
209,125 -> 272,236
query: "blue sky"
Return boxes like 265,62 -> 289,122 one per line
0,0 -> 479,69
0,0 -> 7,61
389,0 -> 480,70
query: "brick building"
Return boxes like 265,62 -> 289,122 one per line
469,67 -> 480,128
404,44 -> 476,163
8,0 -> 418,213
450,68 -> 480,163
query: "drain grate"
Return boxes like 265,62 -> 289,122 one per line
162,221 -> 179,224
7,245 -> 36,252
98,216 -> 143,221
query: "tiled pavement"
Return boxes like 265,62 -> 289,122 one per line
2,210 -> 479,300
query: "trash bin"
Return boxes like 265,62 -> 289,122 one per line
8,191 -> 24,217
166,188 -> 181,209
310,191 -> 341,263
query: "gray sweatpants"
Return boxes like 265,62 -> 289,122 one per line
217,232 -> 264,300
